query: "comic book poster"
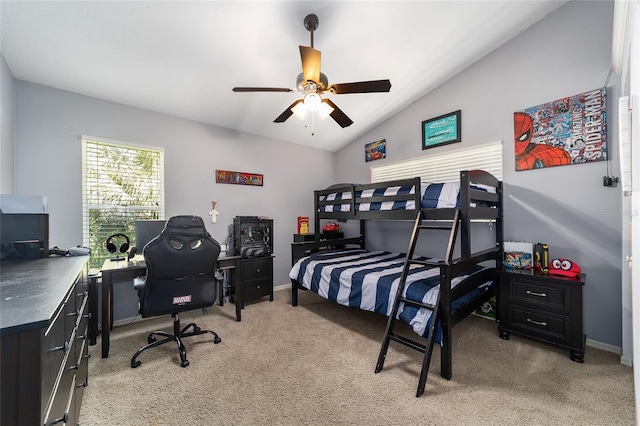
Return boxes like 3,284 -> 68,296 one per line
514,87 -> 606,171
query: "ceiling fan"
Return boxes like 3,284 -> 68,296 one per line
232,14 -> 391,128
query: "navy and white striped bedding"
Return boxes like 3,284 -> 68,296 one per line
319,182 -> 495,213
289,249 -> 492,338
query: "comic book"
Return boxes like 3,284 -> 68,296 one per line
504,241 -> 533,269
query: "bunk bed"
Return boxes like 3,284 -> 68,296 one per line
289,170 -> 503,390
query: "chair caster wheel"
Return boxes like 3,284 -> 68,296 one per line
131,360 -> 141,368
181,360 -> 190,368
193,326 -> 201,332
213,336 -> 221,344
148,336 -> 156,344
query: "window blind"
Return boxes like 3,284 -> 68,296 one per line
370,141 -> 503,184
82,137 -> 165,269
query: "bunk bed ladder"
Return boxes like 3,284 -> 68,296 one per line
375,208 -> 460,397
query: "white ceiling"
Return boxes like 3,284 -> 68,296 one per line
1,1 -> 567,152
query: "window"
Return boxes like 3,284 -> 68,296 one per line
370,140 -> 502,184
82,137 -> 165,269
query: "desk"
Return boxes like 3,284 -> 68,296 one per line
96,253 -> 240,358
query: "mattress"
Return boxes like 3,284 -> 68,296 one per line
289,248 -> 491,338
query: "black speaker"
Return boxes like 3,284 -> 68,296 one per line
106,233 -> 130,254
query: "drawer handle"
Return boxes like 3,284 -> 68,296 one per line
83,312 -> 92,319
526,318 -> 547,326
77,380 -> 88,388
67,309 -> 79,318
51,341 -> 69,354
526,290 -> 547,297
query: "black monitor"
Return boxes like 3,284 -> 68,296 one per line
134,219 -> 166,251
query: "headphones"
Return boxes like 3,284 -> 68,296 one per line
106,233 -> 130,254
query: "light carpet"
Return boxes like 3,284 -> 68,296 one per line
80,289 -> 635,425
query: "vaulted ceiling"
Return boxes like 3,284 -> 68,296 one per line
1,1 -> 567,151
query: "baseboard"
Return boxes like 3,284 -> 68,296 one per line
586,338 -> 623,356
274,283 -> 290,292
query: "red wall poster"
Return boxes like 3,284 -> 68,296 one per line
514,87 -> 606,171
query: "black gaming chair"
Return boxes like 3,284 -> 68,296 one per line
130,215 -> 222,368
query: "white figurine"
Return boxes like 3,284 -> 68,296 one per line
208,201 -> 220,223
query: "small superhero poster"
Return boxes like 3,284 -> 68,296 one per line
514,87 -> 606,171
365,139 -> 386,162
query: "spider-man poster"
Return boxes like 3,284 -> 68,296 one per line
514,87 -> 606,171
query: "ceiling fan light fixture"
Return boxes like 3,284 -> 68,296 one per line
291,102 -> 307,120
319,101 -> 334,120
303,92 -> 322,110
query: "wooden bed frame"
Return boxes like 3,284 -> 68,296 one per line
290,170 -> 503,380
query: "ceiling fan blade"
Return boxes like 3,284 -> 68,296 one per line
233,87 -> 293,93
328,79 -> 391,94
274,100 -> 304,123
299,46 -> 321,83
323,99 -> 353,128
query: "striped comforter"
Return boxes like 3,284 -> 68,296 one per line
289,249 -> 490,338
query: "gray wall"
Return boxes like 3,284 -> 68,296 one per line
3,1 -> 625,347
1,53 -> 15,194
12,81 -> 335,295
334,1 -> 622,347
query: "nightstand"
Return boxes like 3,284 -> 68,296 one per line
498,269 -> 586,362
230,255 -> 274,322
239,255 -> 274,303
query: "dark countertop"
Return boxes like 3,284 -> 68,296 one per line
1,256 -> 88,336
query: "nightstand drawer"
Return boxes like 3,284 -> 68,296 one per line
244,278 -> 272,301
510,278 -> 567,311
508,305 -> 570,343
240,257 -> 273,281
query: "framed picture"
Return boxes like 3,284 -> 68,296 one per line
514,87 -> 606,171
365,139 -> 386,162
422,110 -> 461,150
215,170 -> 263,186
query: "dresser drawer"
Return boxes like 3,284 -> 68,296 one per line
240,257 -> 273,281
41,304 -> 69,412
509,278 -> 568,312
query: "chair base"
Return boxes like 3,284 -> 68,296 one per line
131,312 -> 221,368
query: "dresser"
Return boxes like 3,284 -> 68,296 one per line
1,257 -> 90,426
498,268 -> 586,362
